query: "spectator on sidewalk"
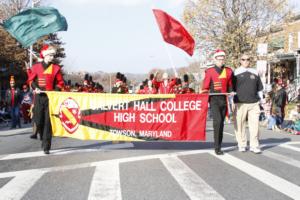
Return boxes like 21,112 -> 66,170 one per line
261,93 -> 272,126
280,104 -> 300,134
272,83 -> 288,126
5,76 -> 22,129
21,84 -> 33,124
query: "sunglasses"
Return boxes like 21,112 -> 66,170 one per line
241,58 -> 251,61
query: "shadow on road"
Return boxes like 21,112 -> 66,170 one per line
131,141 -> 236,150
52,140 -> 238,151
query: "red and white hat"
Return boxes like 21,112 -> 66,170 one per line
40,45 -> 56,59
213,49 -> 226,58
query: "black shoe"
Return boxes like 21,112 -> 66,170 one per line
44,150 -> 50,154
215,149 -> 224,155
30,134 -> 38,139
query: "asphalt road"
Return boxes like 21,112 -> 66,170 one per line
0,120 -> 299,200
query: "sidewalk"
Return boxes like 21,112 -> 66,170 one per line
0,123 -> 33,136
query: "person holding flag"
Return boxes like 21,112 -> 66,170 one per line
202,50 -> 234,155
153,72 -> 177,94
28,45 -> 64,154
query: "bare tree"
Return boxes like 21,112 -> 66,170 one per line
0,0 -> 65,65
0,0 -> 32,21
183,0 -> 293,67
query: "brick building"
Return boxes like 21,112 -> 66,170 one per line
258,14 -> 300,100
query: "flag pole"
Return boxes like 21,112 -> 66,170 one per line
163,42 -> 178,77
151,7 -> 178,77
27,49 -> 40,60
29,0 -> 34,68
29,0 -> 41,67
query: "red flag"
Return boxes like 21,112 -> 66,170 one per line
153,9 -> 195,56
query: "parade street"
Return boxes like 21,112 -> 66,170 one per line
0,121 -> 299,200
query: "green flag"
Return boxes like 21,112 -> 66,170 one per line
3,7 -> 68,47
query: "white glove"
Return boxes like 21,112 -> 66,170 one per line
35,88 -> 41,94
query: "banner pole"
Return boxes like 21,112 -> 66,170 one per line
207,92 -> 235,96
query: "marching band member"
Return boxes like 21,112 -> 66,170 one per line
27,45 -> 64,154
202,49 -> 233,155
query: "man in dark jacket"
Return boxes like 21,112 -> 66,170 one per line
233,54 -> 264,154
6,76 -> 22,129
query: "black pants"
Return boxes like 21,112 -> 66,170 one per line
210,96 -> 227,150
34,94 -> 52,151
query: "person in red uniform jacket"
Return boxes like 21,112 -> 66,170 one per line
6,76 -> 22,129
202,49 -> 233,155
144,80 -> 158,94
153,72 -> 177,94
27,45 -> 64,154
181,74 -> 195,94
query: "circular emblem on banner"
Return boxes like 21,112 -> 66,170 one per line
59,98 -> 81,134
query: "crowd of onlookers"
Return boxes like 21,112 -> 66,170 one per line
259,81 -> 300,135
0,83 -> 33,128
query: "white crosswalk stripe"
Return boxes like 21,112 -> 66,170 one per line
211,152 -> 300,199
160,156 -> 225,200
88,163 -> 122,200
0,143 -> 300,200
279,143 -> 300,152
263,151 -> 300,169
0,172 -> 45,200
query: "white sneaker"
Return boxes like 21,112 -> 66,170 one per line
250,147 -> 262,154
238,147 -> 246,152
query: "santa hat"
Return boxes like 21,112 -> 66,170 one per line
10,76 -> 15,84
40,45 -> 56,59
213,49 -> 226,58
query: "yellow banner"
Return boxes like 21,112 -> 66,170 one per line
47,92 -> 175,141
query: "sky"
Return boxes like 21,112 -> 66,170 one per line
49,0 -> 300,74
49,0 -> 194,74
